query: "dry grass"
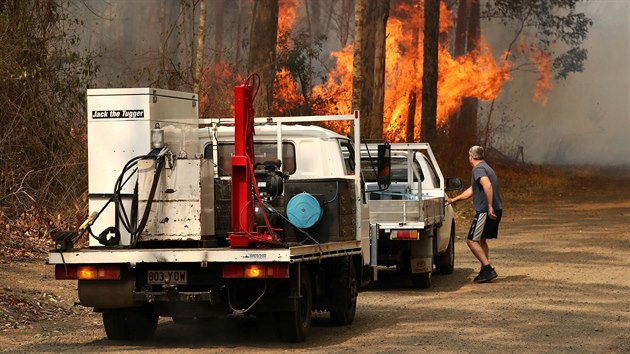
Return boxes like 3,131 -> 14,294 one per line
448,163 -> 630,226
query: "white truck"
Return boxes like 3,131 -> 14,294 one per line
361,143 -> 462,288
48,86 -> 387,342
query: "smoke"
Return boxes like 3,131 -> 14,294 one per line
483,1 -> 630,167
71,1 -> 629,167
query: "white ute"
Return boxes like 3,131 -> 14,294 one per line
362,143 -> 462,288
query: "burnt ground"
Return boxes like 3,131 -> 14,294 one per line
1,168 -> 629,353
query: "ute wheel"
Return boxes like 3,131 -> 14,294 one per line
277,267 -> 312,342
411,271 -> 432,289
330,257 -> 358,325
435,222 -> 456,274
102,307 -> 158,341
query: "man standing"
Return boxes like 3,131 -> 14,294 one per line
446,146 -> 503,283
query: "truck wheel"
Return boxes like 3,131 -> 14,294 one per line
330,257 -> 358,325
435,221 -> 456,274
126,307 -> 158,340
102,307 -> 158,341
102,309 -> 127,340
277,267 -> 312,342
411,272 -> 432,289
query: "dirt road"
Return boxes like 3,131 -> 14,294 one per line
1,173 -> 629,353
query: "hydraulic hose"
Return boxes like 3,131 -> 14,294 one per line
85,148 -> 167,247
130,154 -> 164,246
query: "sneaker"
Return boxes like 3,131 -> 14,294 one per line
474,265 -> 498,283
473,267 -> 484,282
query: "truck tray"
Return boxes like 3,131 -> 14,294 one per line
48,240 -> 362,266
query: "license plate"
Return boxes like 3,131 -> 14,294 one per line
147,270 -> 187,285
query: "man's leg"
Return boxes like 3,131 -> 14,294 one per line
467,213 -> 497,283
480,238 -> 489,261
466,239 -> 490,267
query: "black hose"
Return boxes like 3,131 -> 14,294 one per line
85,151 -> 164,247
114,155 -> 153,233
130,155 -> 164,246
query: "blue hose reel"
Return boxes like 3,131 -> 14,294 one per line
286,192 -> 323,229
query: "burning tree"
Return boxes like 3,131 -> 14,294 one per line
266,0 -> 591,155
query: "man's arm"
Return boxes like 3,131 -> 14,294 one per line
445,186 -> 472,205
479,176 -> 496,219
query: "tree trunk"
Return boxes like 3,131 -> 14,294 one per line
448,0 -> 468,148
352,0 -> 378,139
339,0 -> 353,48
193,0 -> 207,93
454,0 -> 468,57
406,91 -> 417,142
213,0 -> 224,64
459,0 -> 480,147
235,0 -> 244,72
406,0 -> 420,143
248,0 -> 279,117
421,0 -> 440,144
309,0 -> 321,40
371,0 -> 389,140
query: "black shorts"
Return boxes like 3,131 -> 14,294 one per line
468,209 -> 502,241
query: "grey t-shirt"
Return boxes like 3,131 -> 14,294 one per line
471,161 -> 503,212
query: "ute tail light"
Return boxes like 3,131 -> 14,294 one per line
391,229 -> 420,240
223,263 -> 289,279
55,264 -> 121,280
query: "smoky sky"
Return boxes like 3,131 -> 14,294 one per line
483,0 -> 630,167
73,0 -> 629,167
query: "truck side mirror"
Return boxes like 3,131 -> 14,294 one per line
377,143 -> 391,190
445,177 -> 463,192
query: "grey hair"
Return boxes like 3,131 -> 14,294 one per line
469,145 -> 484,160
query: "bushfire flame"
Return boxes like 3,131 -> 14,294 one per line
531,49 -> 553,107
275,0 -> 512,142
277,0 -> 298,43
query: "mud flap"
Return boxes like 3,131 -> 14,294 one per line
409,230 -> 433,274
79,272 -> 138,309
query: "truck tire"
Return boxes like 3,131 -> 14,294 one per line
102,307 -> 158,341
102,309 -> 127,340
330,257 -> 358,325
435,221 -> 455,274
277,267 -> 312,342
411,272 -> 432,289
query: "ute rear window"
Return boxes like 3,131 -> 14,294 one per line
361,157 -> 423,183
205,142 -> 296,176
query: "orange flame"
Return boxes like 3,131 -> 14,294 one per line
531,49 -> 552,106
278,0 -> 298,43
274,0 -> 511,142
273,67 -> 304,114
311,45 -> 354,134
199,62 -> 243,117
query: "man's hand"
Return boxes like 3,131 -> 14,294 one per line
445,196 -> 454,206
488,205 -> 497,220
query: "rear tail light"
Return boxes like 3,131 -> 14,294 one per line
391,230 -> 419,240
55,264 -> 77,280
55,264 -> 120,280
223,263 -> 289,279
77,265 -> 98,279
